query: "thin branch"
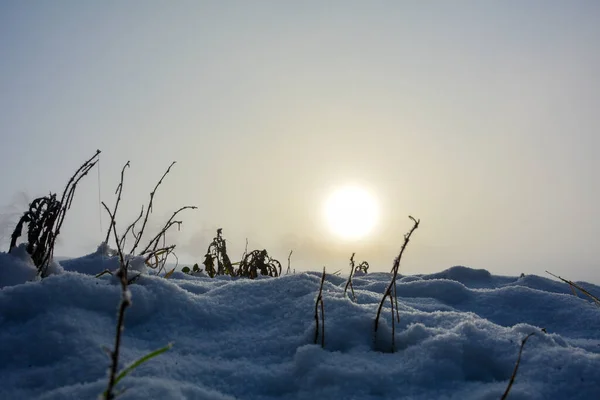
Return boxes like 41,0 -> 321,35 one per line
314,267 -> 326,348
58,149 -> 101,211
101,201 -> 131,400
546,270 -> 600,307
393,280 -> 400,322
104,161 -> 130,244
129,161 -> 176,255
41,150 -> 101,275
140,205 -> 197,255
119,206 -> 144,251
374,216 -> 420,352
344,253 -> 357,302
240,238 -> 248,261
286,250 -> 293,275
501,333 -> 536,400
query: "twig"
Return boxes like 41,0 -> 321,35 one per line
119,206 -> 144,251
374,216 -> 420,352
43,150 -> 101,274
393,280 -> 400,322
104,161 -> 130,244
241,238 -> 248,261
344,253 -> 357,302
501,332 -> 536,400
314,267 -> 326,348
129,161 -> 176,254
546,271 -> 600,307
102,202 -> 131,400
286,250 -> 293,275
141,205 -> 197,255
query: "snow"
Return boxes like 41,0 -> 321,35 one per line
1,248 -> 599,399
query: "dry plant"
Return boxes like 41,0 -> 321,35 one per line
286,250 -> 293,275
314,267 -> 326,348
501,332 -> 536,400
8,150 -> 100,277
101,199 -> 172,399
343,252 -> 369,302
374,216 -> 420,353
237,249 -> 281,279
196,230 -> 283,279
546,271 -> 600,307
202,228 -> 234,277
99,160 -> 192,397
102,161 -> 196,276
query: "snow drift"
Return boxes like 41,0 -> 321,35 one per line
0,250 -> 599,399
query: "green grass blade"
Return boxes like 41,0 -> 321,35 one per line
113,343 -> 173,388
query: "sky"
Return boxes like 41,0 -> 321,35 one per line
0,1 -> 599,281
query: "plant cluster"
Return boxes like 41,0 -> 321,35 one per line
181,229 -> 283,279
238,249 -> 281,278
202,228 -> 235,277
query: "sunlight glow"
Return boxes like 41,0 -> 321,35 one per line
324,185 -> 379,240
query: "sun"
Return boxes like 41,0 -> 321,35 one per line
324,185 -> 379,240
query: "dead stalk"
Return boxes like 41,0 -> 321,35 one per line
374,216 -> 420,352
314,267 -> 326,348
101,203 -> 131,400
501,332 -> 536,400
546,271 -> 600,307
104,161 -> 130,245
129,161 -> 176,255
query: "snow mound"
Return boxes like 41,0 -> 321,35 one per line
0,260 -> 599,399
424,265 -> 493,288
0,244 -> 38,288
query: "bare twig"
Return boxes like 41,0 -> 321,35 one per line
43,150 -> 101,275
286,250 -> 293,275
501,332 -> 536,400
129,161 -> 176,255
119,206 -> 144,251
99,161 -> 194,275
141,205 -> 197,255
393,280 -> 400,322
344,253 -> 369,302
344,253 -> 357,302
546,271 -> 600,307
314,267 -> 326,348
374,216 -> 420,352
101,202 -> 131,400
144,245 -> 177,273
104,161 -> 130,244
241,238 -> 248,261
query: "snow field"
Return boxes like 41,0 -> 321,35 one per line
1,248 -> 599,399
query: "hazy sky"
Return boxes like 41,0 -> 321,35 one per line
1,1 -> 599,281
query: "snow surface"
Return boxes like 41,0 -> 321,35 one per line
1,248 -> 599,399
